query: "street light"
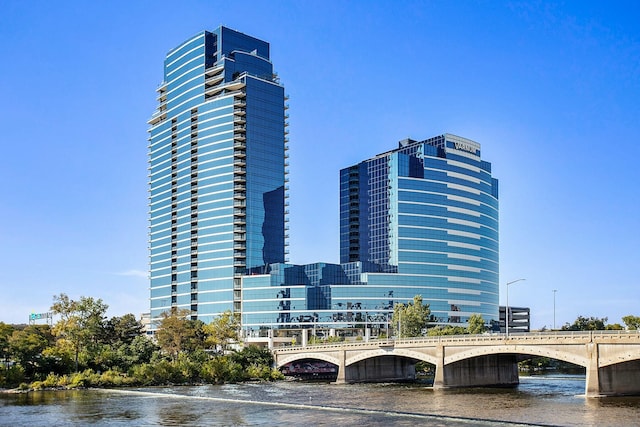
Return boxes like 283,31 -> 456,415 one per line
386,311 -> 390,338
553,289 -> 558,330
505,279 -> 526,338
364,312 -> 368,342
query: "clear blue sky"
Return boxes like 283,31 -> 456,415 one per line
1,1 -> 638,329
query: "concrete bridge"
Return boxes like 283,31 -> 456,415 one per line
272,331 -> 640,397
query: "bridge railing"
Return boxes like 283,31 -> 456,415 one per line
272,330 -> 640,353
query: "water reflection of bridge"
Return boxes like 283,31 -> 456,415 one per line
273,331 -> 640,397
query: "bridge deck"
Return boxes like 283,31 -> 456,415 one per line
274,331 -> 640,354
272,331 -> 640,397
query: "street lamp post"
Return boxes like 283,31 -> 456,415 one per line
386,312 -> 390,338
505,279 -> 526,338
553,289 -> 557,330
364,312 -> 368,342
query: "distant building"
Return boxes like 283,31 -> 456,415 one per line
139,312 -> 152,336
148,26 -> 288,329
499,306 -> 531,333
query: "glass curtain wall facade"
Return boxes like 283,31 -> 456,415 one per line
148,27 -> 287,328
340,134 -> 499,327
240,134 -> 498,338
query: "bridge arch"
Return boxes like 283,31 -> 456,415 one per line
599,351 -> 640,368
275,352 -> 340,368
347,348 -> 437,366
445,345 -> 588,368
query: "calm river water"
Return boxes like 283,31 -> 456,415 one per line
2,375 -> 640,426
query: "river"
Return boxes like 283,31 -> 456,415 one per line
2,375 -> 640,426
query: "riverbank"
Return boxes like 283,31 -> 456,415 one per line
1,345 -> 284,391
1,357 -> 283,393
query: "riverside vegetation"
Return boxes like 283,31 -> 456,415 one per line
3,294 -> 638,391
0,294 -> 282,390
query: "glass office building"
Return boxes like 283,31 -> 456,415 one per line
148,27 -> 288,327
240,134 -> 499,338
339,134 -> 499,327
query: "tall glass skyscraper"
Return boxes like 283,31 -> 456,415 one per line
148,27 -> 288,327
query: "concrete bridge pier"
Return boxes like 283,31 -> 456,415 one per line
335,352 -> 416,383
433,344 -> 445,389
439,354 -> 519,388
585,342 -> 600,397
345,356 -> 416,383
587,343 -> 640,397
335,349 -> 346,384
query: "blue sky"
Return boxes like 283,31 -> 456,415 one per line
1,1 -> 638,329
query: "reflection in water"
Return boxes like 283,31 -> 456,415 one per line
2,376 -> 640,427
158,401 -> 204,426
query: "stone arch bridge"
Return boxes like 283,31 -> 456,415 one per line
272,331 -> 640,397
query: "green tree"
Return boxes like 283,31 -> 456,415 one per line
50,293 -> 109,371
466,314 -> 487,335
622,315 -> 640,330
103,314 -> 144,346
427,325 -> 467,336
41,339 -> 75,374
8,325 -> 55,377
156,308 -> 205,360
81,313 -> 147,371
230,345 -> 273,368
0,322 -> 14,369
561,315 -> 608,331
118,335 -> 160,369
204,310 -> 239,352
606,323 -> 624,330
392,295 -> 431,338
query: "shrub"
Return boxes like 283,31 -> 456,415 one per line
201,356 -> 245,383
69,371 -> 90,388
0,365 -> 25,388
176,354 -> 200,383
128,360 -> 184,385
246,364 -> 270,380
129,363 -> 156,386
57,375 -> 70,387
42,373 -> 60,388
200,357 -> 229,384
270,368 -> 284,381
94,369 -> 136,387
